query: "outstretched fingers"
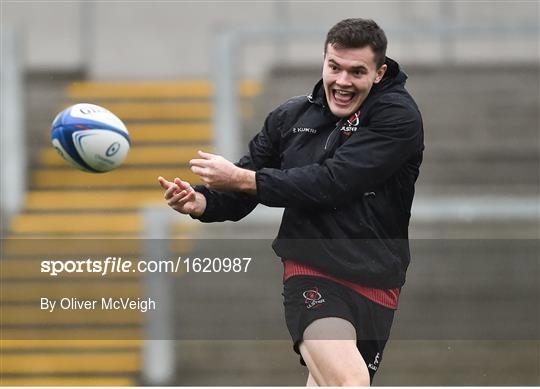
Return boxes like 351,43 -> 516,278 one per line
158,176 -> 173,190
190,150 -> 217,168
197,150 -> 215,159
174,177 -> 191,190
164,183 -> 181,200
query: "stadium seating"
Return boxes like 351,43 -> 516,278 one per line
1,79 -> 260,386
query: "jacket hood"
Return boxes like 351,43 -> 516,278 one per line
309,56 -> 407,109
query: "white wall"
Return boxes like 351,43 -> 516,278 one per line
3,1 -> 538,79
3,2 -> 81,70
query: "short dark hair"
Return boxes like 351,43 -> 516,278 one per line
324,18 -> 387,68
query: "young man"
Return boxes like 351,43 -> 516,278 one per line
159,18 -> 424,386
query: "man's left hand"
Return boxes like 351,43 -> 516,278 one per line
190,150 -> 256,193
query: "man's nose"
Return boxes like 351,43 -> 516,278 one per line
336,71 -> 352,86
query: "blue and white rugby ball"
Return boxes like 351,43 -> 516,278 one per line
51,103 -> 131,173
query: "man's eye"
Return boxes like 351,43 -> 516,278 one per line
330,65 -> 338,71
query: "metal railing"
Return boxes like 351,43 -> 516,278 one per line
142,206 -> 176,385
0,24 -> 25,229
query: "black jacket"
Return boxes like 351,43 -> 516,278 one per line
195,57 -> 424,288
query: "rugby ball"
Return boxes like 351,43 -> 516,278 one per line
51,103 -> 131,172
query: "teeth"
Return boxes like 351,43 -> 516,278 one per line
335,90 -> 353,96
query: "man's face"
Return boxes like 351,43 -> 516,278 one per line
322,44 -> 387,118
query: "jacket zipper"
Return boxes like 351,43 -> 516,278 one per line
324,120 -> 343,150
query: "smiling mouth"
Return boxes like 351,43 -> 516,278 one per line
332,89 -> 356,106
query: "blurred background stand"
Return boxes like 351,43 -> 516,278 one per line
1,24 -> 25,230
1,1 -> 538,385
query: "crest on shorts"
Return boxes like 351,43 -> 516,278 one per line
303,287 -> 326,309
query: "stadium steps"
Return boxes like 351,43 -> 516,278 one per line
10,79 -> 259,235
1,79 -> 260,385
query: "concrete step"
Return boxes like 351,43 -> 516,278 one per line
54,101 -> 212,121
10,212 -> 143,234
378,340 -> 539,386
67,80 -> 260,100
0,352 -> 139,374
2,305 -> 142,325
24,190 -> 161,211
2,280 -> 142,302
415,184 -> 539,197
30,167 -> 199,189
0,377 -> 137,386
0,340 -> 141,350
122,122 -> 212,144
42,145 -> 212,167
174,340 -> 305,386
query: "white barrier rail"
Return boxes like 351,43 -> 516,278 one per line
142,206 -> 176,385
0,24 -> 25,228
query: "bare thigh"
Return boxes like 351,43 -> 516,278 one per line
299,317 -> 370,386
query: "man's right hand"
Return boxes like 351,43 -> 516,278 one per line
158,176 -> 207,217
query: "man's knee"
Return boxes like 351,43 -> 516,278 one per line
307,363 -> 370,386
331,371 -> 370,387
317,361 -> 370,387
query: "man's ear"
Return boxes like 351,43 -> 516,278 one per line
374,64 -> 387,84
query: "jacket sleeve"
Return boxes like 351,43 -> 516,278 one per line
255,94 -> 423,209
192,107 -> 283,223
